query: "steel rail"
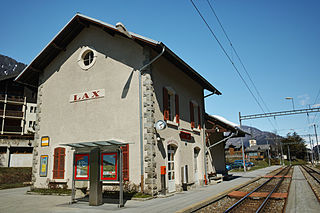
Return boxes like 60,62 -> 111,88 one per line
302,165 -> 320,184
255,166 -> 291,213
224,166 -> 289,213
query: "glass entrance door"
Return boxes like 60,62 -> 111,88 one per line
194,148 -> 199,185
167,145 -> 176,193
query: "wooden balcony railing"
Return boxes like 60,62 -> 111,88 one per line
0,110 -> 23,118
3,126 -> 22,132
0,94 -> 25,103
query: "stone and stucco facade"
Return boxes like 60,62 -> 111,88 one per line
16,14 -> 221,194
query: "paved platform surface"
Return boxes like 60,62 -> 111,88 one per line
285,166 -> 320,213
0,166 -> 280,213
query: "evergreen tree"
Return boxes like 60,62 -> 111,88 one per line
281,132 -> 306,160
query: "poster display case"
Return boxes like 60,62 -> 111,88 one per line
75,154 -> 89,180
41,136 -> 49,147
101,152 -> 118,181
39,155 -> 48,177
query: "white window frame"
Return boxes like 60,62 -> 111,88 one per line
77,47 -> 97,70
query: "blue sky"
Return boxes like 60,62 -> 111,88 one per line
1,0 -> 320,143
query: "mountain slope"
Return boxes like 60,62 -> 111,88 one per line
227,126 -> 281,148
0,54 -> 26,78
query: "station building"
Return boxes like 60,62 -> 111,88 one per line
16,14 -> 226,194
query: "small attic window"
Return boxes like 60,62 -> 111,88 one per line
78,47 -> 97,70
83,51 -> 94,66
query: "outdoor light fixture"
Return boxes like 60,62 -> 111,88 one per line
285,97 -> 295,110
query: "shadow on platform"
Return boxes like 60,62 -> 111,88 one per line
74,192 -> 133,205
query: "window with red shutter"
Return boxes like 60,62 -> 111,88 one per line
53,147 -> 65,179
163,87 -> 169,121
122,144 -> 129,181
175,94 -> 179,124
198,105 -> 201,129
164,87 -> 179,124
168,93 -> 173,120
190,101 -> 195,128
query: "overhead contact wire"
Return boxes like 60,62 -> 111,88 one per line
206,0 -> 278,130
190,0 -> 276,130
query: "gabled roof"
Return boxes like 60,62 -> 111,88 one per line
246,144 -> 270,152
15,13 -> 221,95
225,144 -> 242,149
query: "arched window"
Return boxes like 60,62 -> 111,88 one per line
53,147 -> 65,179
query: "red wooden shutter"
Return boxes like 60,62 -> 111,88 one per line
190,101 -> 195,128
175,94 -> 179,124
198,105 -> 201,129
163,87 -> 169,120
53,147 -> 65,179
122,144 -> 129,181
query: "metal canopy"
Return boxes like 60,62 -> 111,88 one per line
62,140 -> 128,149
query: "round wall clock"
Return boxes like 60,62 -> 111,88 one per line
155,120 -> 167,130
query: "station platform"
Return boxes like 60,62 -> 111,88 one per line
0,166 -> 281,213
285,166 -> 320,213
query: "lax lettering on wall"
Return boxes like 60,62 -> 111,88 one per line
70,89 -> 105,103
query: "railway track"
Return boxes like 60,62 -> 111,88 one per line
300,165 -> 320,201
193,166 -> 292,213
301,165 -> 320,184
224,166 -> 291,213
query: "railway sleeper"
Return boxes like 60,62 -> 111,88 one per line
228,191 -> 288,199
